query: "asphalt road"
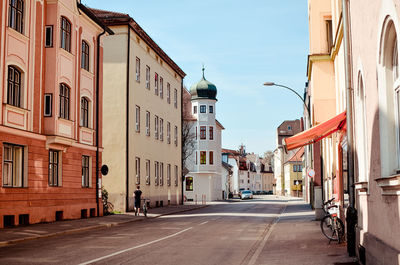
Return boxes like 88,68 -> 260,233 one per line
0,197 -> 286,265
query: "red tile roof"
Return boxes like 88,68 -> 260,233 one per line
88,7 -> 186,78
286,147 -> 304,163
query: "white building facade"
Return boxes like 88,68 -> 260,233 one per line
184,70 -> 223,202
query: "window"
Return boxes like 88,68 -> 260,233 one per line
167,164 -> 171,186
145,159 -> 150,185
209,105 -> 213,113
49,150 -> 60,187
81,41 -> 89,71
160,118 -> 164,141
146,66 -> 150,89
200,126 -> 206,139
59,83 -> 70,119
82,155 -> 90,188
60,17 -> 71,52
135,106 -> 140,132
159,162 -> 164,186
81,97 -> 89,128
174,89 -> 178,108
174,126 -> 178,146
8,0 -> 24,34
209,151 -> 213,165
3,143 -> 24,187
174,165 -> 178,186
195,151 -> 197,165
193,106 -> 197,114
195,126 -> 197,140
44,94 -> 52,117
154,115 -> 159,139
378,19 -> 400,176
167,122 -> 171,144
7,66 -> 22,107
288,125 -> 292,130
293,165 -> 297,172
167,83 -> 171,104
135,157 -> 140,184
154,161 -> 159,186
45,26 -> 53,47
326,19 -> 333,53
146,111 -> 150,136
186,177 -> 193,191
200,151 -> 206,164
200,105 -> 206,113
160,77 -> 163,98
135,57 -> 140,82
209,126 -> 214,140
154,73 -> 159,95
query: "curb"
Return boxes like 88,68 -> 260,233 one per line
0,205 -> 209,247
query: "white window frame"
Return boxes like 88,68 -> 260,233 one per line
167,83 -> 171,104
135,105 -> 140,132
174,125 -> 178,146
155,73 -> 159,95
146,65 -> 150,89
174,88 -> 178,108
160,77 -> 163,99
146,111 -> 150,136
167,122 -> 171,144
135,57 -> 140,82
3,143 -> 26,187
159,162 -> 164,186
160,118 -> 164,141
155,115 -> 159,139
167,164 -> 171,186
155,161 -> 159,186
146,159 -> 150,185
135,157 -> 140,184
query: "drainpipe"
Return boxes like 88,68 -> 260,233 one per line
126,26 -> 131,212
342,0 -> 357,257
181,78 -> 184,205
96,29 -> 106,216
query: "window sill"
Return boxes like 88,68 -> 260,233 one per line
375,174 -> 400,195
354,181 -> 368,193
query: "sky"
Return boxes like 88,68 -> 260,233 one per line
86,0 -> 309,156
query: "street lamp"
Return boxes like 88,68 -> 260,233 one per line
263,82 -> 310,122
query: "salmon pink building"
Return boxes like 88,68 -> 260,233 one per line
0,0 -> 112,228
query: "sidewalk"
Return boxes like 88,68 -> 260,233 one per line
254,198 -> 359,265
0,204 -> 207,247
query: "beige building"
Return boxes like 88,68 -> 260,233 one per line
91,9 -> 185,211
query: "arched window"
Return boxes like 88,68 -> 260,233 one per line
81,97 -> 89,128
59,83 -> 70,119
378,18 -> 400,176
7,66 -> 21,107
60,16 -> 71,52
81,41 -> 89,71
8,0 -> 24,34
355,72 -> 368,182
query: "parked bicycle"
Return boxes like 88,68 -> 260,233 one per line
135,198 -> 149,217
320,198 -> 345,243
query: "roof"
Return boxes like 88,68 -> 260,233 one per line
222,162 -> 233,173
222,148 -> 240,156
77,4 -> 114,34
88,7 -> 186,78
216,119 -> 225,130
190,70 -> 217,100
285,147 -> 304,163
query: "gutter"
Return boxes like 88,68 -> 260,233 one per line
94,11 -> 114,218
342,0 -> 357,257
126,26 -> 131,212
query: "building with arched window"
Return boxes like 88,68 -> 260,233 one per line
0,0 -> 112,228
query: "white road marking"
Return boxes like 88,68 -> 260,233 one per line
199,221 -> 209,226
78,227 -> 193,265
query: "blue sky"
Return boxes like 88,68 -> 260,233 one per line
86,0 -> 309,156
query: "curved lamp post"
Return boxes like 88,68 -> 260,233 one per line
263,82 -> 310,123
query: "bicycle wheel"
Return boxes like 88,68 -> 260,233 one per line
336,217 -> 345,240
106,202 -> 114,214
320,215 -> 338,241
143,206 -> 147,217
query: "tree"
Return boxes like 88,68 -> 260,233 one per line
263,150 -> 274,168
182,120 -> 196,172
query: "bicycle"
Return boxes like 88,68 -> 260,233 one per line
320,198 -> 345,243
135,198 -> 149,217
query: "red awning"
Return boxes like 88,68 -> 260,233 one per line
284,111 -> 346,151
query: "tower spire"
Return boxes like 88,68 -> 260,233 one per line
202,64 -> 205,79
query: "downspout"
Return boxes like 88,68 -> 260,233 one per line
342,0 -> 357,257
96,29 -> 106,217
126,26 -> 131,212
181,78 -> 184,205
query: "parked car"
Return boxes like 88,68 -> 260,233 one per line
266,190 -> 273,195
241,190 -> 253,200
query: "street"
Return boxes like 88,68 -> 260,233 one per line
0,197 -> 286,265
